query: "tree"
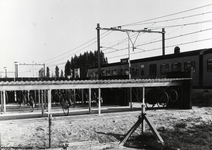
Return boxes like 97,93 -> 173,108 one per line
55,66 -> 59,79
65,60 -> 71,78
64,50 -> 108,79
46,67 -> 50,78
60,70 -> 64,78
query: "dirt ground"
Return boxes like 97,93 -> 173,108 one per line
0,89 -> 212,150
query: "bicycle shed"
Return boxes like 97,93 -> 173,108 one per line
0,78 -> 192,114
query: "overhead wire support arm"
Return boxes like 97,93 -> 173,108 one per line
99,27 -> 165,34
99,26 -> 165,55
96,24 -> 166,80
19,63 -> 45,66
15,62 -> 46,78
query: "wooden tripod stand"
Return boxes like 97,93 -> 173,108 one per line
119,87 -> 165,147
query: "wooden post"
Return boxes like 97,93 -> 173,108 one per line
14,91 -> 17,102
130,88 -> 132,109
74,89 -> 76,105
44,90 -> 47,109
38,90 -> 41,107
1,91 -> 3,112
142,87 -> 145,133
98,88 -> 101,115
34,90 -> 37,107
3,91 -> 6,113
81,89 -> 84,105
41,90 -> 44,116
89,88 -> 91,113
0,131 -> 1,150
28,90 -> 30,104
48,113 -> 52,148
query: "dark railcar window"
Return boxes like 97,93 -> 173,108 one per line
140,64 -> 144,76
118,69 -> 124,75
102,70 -> 106,76
113,69 -> 117,75
160,63 -> 169,75
184,61 -> 195,72
149,64 -> 157,78
207,59 -> 212,72
106,70 -> 111,76
171,62 -> 181,72
132,66 -> 139,77
125,68 -> 129,75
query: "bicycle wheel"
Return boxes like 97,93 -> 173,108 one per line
169,89 -> 178,103
157,91 -> 169,107
17,100 -> 22,108
61,100 -> 69,116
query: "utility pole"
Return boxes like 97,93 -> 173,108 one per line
96,23 -> 102,116
162,28 -> 165,55
96,23 -> 101,80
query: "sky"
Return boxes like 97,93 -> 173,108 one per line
0,0 -> 212,77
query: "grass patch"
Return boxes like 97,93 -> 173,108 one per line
174,122 -> 187,128
161,122 -> 212,150
123,122 -> 212,150
192,89 -> 212,107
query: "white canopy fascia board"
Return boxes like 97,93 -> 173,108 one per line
0,81 -> 182,91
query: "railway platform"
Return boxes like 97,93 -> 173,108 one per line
0,102 -> 142,120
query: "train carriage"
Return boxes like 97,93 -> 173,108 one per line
86,48 -> 212,107
87,48 -> 212,89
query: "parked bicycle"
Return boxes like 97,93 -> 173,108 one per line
145,87 -> 178,108
57,89 -> 103,116
58,90 -> 75,116
16,91 -> 28,108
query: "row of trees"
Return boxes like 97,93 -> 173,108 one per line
43,50 -> 108,79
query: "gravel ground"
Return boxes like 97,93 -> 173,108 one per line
0,106 -> 212,150
1,89 -> 212,150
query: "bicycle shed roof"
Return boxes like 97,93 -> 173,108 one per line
0,78 -> 191,91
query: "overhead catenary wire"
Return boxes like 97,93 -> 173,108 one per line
42,3 -> 212,71
108,37 -> 212,60
121,11 -> 212,27
103,27 -> 212,56
39,30 -> 112,65
44,4 -> 212,63
136,27 -> 212,47
152,19 -> 212,30
101,18 -> 212,57
115,3 -> 212,28
44,31 -> 113,67
101,4 -> 212,61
